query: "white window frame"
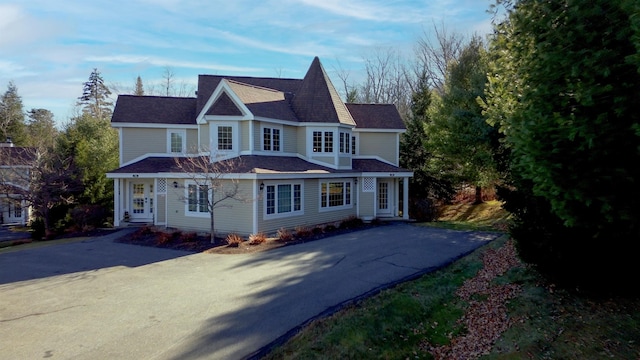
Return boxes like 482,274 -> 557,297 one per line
184,180 -> 211,218
263,181 -> 304,219
167,129 -> 186,153
339,131 -> 351,155
319,179 -> 353,212
210,122 -> 239,155
310,129 -> 335,154
261,124 -> 283,152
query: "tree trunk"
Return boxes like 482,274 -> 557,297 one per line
474,185 -> 483,205
210,210 -> 216,244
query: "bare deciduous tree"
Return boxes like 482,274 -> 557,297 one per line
174,152 -> 247,243
414,22 -> 467,93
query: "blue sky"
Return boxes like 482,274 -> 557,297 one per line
0,0 -> 496,127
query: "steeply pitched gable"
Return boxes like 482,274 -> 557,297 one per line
207,92 -> 243,116
291,57 -> 356,126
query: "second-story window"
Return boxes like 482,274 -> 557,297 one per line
168,129 -> 186,153
339,132 -> 350,154
217,126 -> 233,151
263,126 -> 281,152
312,130 -> 335,153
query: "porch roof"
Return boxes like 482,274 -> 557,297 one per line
108,156 -> 411,176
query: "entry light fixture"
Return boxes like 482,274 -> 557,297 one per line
260,182 -> 265,191
173,181 -> 179,188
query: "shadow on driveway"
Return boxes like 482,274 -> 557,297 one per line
162,224 -> 500,360
0,228 -> 194,284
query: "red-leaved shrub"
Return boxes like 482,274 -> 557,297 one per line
248,232 -> 267,245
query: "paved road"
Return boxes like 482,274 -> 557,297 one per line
0,223 -> 499,360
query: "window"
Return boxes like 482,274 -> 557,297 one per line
320,180 -> 352,210
265,182 -> 303,218
187,183 -> 209,215
168,130 -> 186,153
263,127 -> 281,152
217,126 -> 233,151
351,135 -> 357,155
312,130 -> 334,153
339,132 -> 350,154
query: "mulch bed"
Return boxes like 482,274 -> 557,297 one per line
115,222 -> 386,254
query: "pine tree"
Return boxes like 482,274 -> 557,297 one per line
77,68 -> 113,121
0,81 -> 27,145
134,76 -> 144,96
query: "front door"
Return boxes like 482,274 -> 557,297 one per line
130,182 -> 153,221
377,181 -> 392,216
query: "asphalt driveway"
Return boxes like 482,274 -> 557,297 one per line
0,223 -> 500,360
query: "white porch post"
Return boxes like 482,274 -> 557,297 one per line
403,177 -> 409,220
114,179 -> 121,227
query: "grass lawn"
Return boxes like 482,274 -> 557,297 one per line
261,201 -> 640,359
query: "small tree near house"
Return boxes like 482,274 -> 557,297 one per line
174,152 -> 246,244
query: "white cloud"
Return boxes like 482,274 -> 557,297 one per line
296,0 -> 425,23
83,55 -> 264,73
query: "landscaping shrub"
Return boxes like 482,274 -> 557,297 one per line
248,232 -> 267,245
312,226 -> 324,235
339,216 -> 363,229
225,233 -> 243,247
30,218 -> 45,240
156,231 -> 173,245
180,232 -> 198,243
277,227 -> 294,242
324,224 -> 337,232
295,226 -> 312,239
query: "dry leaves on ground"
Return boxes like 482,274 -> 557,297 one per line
425,240 -> 523,360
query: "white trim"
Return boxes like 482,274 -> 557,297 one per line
167,129 -> 186,154
118,128 -> 124,166
318,179 -> 354,213
196,79 -> 253,123
353,128 -> 406,134
263,181 -> 304,220
112,123 -> 199,129
260,124 -> 283,152
210,121 -> 239,158
184,180 -> 211,218
252,179 -> 258,234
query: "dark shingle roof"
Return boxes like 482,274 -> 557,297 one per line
197,75 -> 302,116
206,92 -> 243,116
108,156 -> 410,175
112,95 -> 197,125
291,57 -> 355,125
346,103 -> 405,130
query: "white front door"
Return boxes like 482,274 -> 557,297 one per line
377,181 -> 392,216
130,182 -> 153,221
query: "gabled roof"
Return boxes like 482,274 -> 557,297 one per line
112,95 -> 197,125
346,103 -> 406,130
291,57 -> 356,126
206,92 -> 243,116
196,75 -> 302,116
225,80 -> 298,121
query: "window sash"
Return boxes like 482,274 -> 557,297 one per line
170,132 -> 183,153
218,126 -> 233,150
265,183 -> 302,216
321,180 -> 352,209
188,184 -> 208,213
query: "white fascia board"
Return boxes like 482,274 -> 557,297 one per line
253,116 -> 300,127
120,153 -> 176,168
112,123 -> 198,129
353,128 -> 406,133
196,79 -> 254,124
360,171 -> 414,177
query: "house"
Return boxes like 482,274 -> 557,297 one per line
107,57 -> 412,236
0,139 -> 34,226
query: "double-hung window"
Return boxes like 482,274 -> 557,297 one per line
211,122 -> 238,154
168,130 -> 186,153
320,180 -> 352,211
339,132 -> 350,154
312,130 -> 334,153
262,126 -> 281,152
265,182 -> 303,218
186,182 -> 209,216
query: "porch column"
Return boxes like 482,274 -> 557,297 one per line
403,177 -> 409,220
114,179 -> 120,227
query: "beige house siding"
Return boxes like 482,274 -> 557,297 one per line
297,127 -> 307,157
358,189 -> 376,219
357,132 -> 399,165
283,125 -> 297,153
240,121 -> 250,152
310,156 -> 335,166
338,156 -> 351,167
256,178 -> 357,235
199,123 -> 210,150
186,129 -> 199,153
156,195 -> 166,223
121,128 -> 165,163
165,179 -> 254,235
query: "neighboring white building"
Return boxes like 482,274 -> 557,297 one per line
0,139 -> 34,226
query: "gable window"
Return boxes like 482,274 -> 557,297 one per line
218,126 -> 233,150
262,126 -> 281,152
167,130 -> 186,153
265,182 -> 303,218
186,182 -> 209,216
320,180 -> 352,211
312,130 -> 334,153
